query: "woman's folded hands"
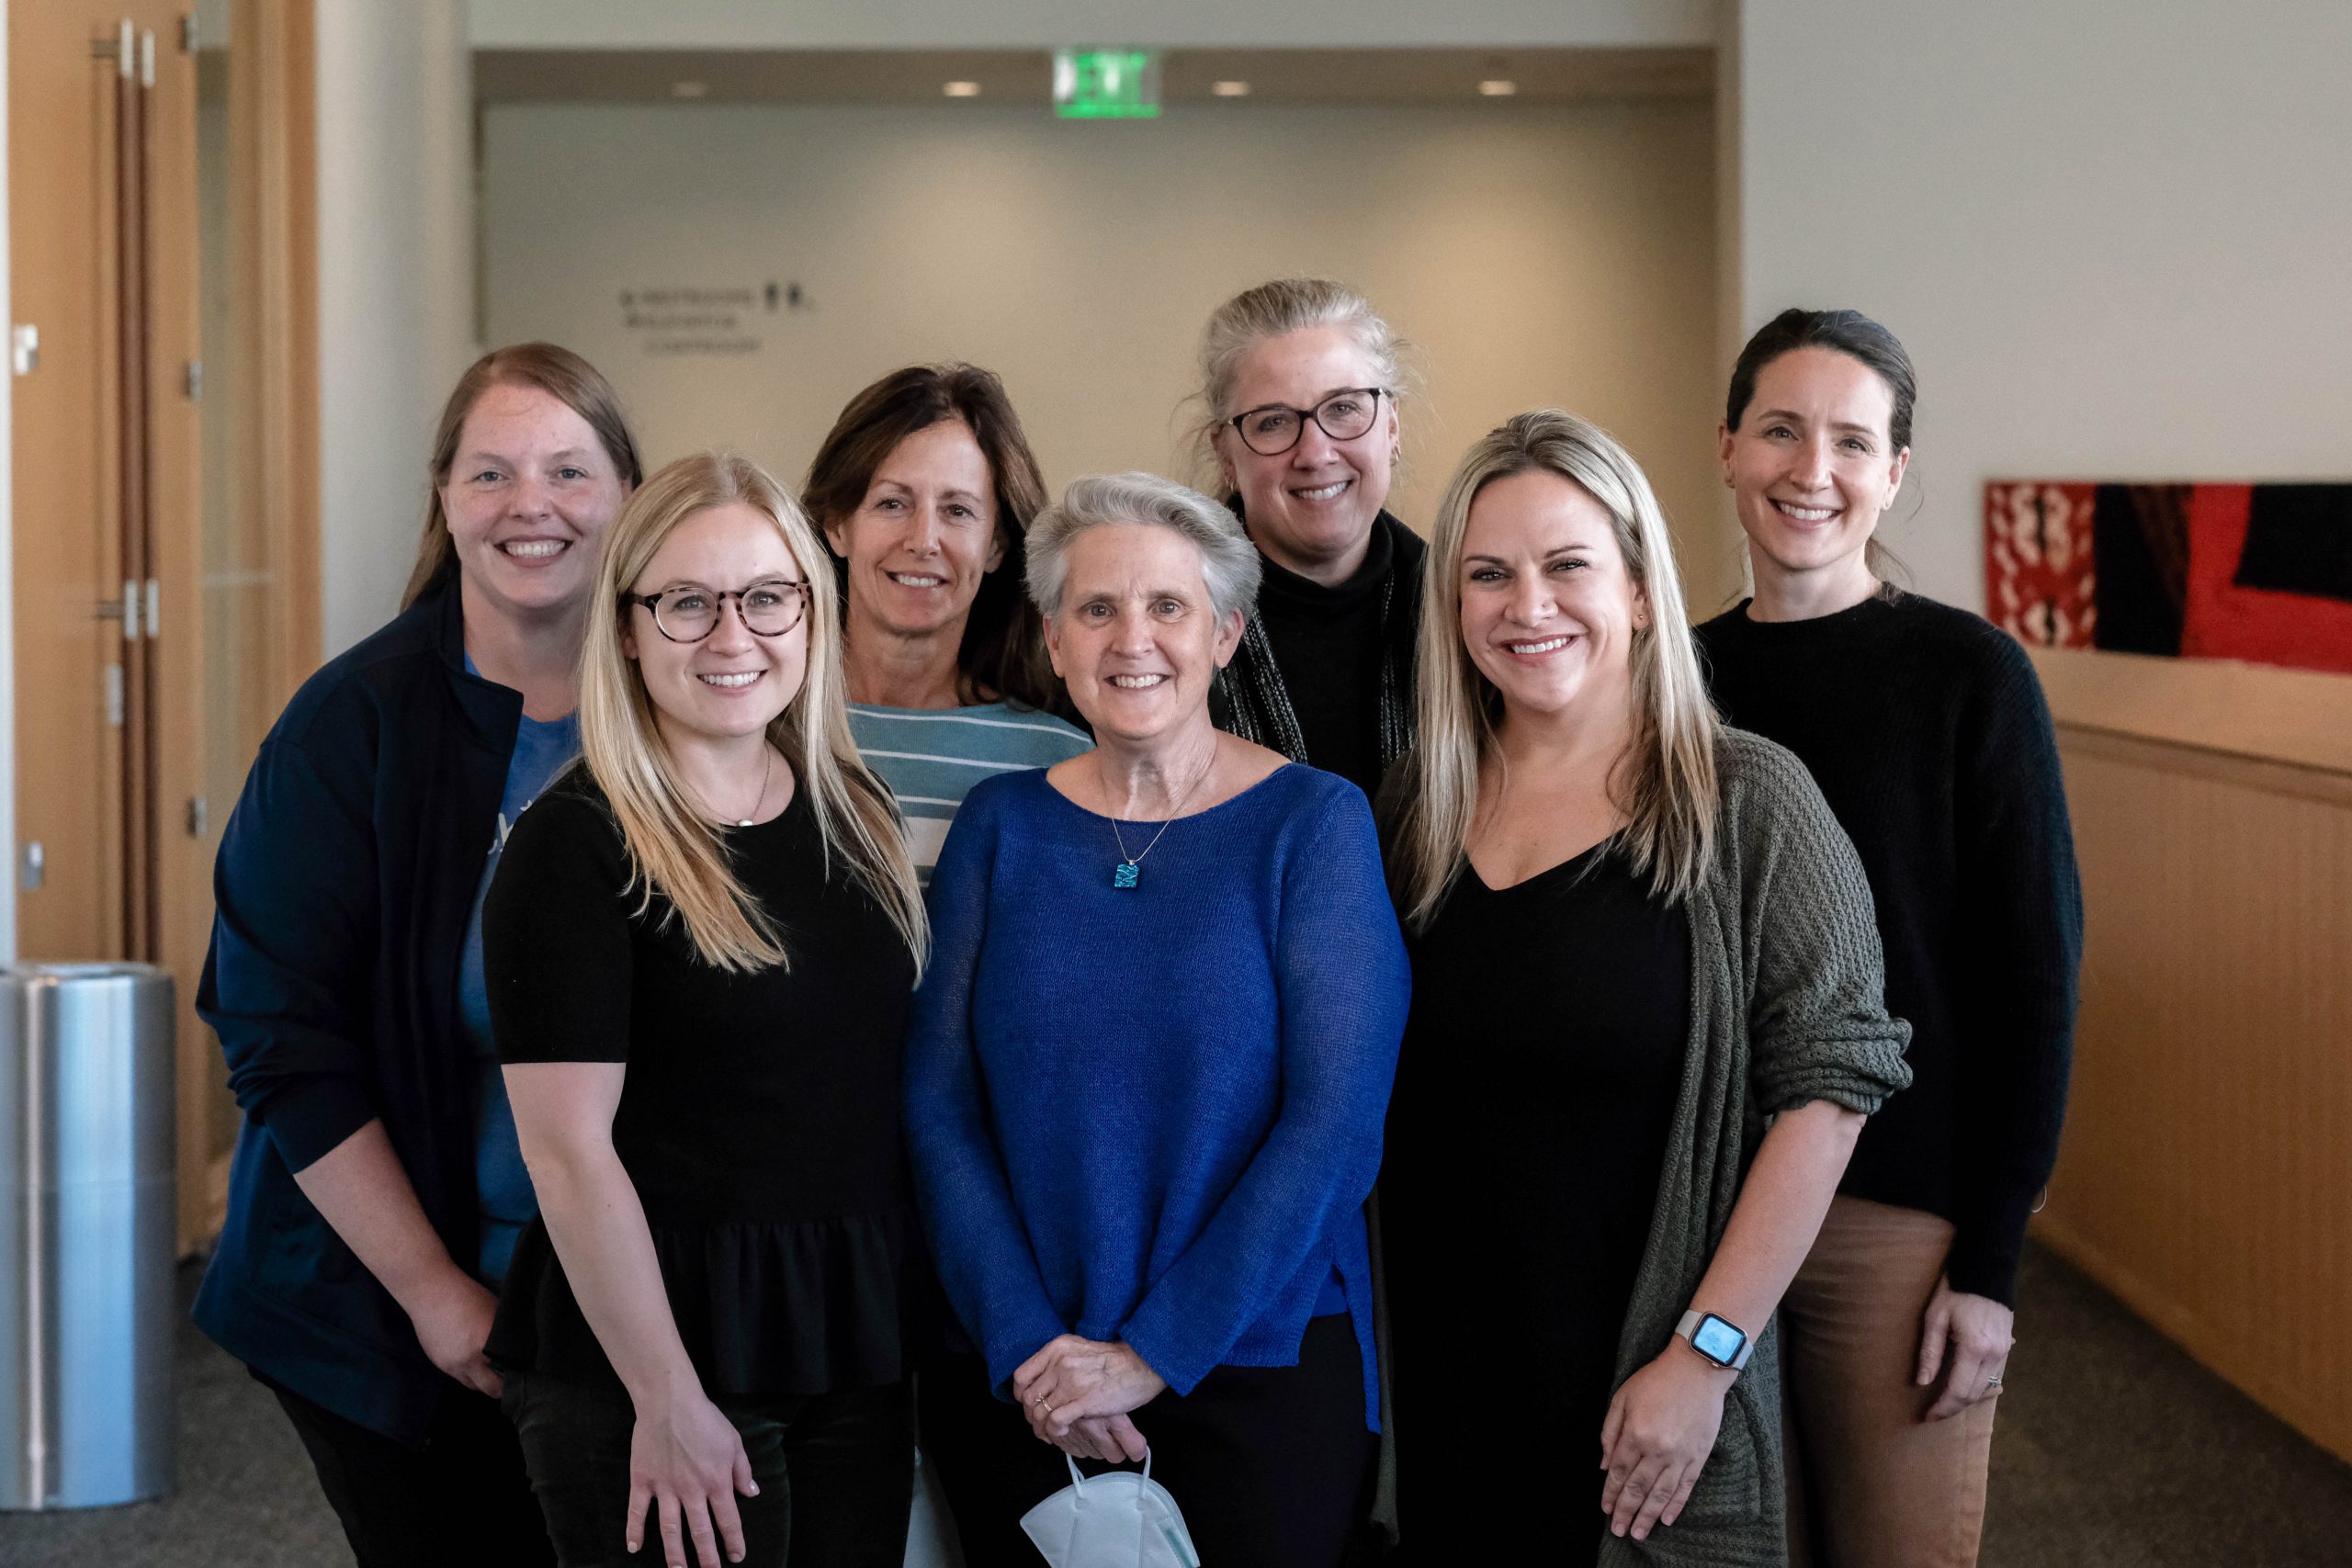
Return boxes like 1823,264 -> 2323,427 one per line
1013,1334 -> 1166,1461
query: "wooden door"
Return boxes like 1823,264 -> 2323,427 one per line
191,0 -> 322,1238
11,5 -> 208,1246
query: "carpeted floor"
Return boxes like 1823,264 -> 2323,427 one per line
1981,1245 -> 2352,1567
0,1263 -> 345,1568
2,1242 -> 2347,1566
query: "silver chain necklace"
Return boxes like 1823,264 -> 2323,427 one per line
728,746 -> 774,829
1102,742 -> 1216,889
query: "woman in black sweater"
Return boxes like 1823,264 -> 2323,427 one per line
483,453 -> 928,1568
1193,277 -> 1426,797
1694,309 -> 2084,1567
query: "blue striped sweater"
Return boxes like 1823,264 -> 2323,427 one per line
848,702 -> 1091,886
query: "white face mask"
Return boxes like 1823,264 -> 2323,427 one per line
1019,1450 -> 1202,1568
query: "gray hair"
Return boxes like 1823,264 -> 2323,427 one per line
1025,472 -> 1262,623
1190,277 -> 1408,470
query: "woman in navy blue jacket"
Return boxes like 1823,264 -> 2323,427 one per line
192,344 -> 640,1564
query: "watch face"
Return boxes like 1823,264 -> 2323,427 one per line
1691,1314 -> 1747,1365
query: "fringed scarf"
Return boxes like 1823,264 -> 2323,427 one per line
1212,510 -> 1423,775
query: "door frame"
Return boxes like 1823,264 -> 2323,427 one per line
6,1 -> 319,1255
188,0 -> 321,1247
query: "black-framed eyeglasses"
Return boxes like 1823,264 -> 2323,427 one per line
623,579 -> 810,643
1226,387 -> 1389,457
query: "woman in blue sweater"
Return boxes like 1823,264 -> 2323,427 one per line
905,471 -> 1409,1568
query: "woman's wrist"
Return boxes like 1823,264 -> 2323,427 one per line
380,1250 -> 477,1317
620,1355 -> 707,1414
1665,1340 -> 1741,1383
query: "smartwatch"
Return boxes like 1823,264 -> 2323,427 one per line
1675,1309 -> 1754,1371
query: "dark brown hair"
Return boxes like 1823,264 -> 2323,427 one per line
400,343 -> 644,610
1725,307 -> 1917,450
802,364 -> 1065,716
1724,308 -> 1917,581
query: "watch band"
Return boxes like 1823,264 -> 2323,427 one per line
1676,1308 -> 1756,1371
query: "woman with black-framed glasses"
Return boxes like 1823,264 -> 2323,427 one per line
481,452 -> 930,1568
1193,278 -> 1426,799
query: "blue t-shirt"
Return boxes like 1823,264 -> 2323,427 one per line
459,673 -> 581,1286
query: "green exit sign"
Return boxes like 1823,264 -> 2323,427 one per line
1053,49 -> 1161,119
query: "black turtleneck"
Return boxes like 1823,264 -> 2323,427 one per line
1250,524 -> 1396,796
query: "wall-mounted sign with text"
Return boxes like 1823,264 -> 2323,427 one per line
618,281 -> 805,357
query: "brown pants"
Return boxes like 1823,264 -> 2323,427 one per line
1780,1197 -> 1999,1568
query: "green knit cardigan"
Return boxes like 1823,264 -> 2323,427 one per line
1379,727 -> 1915,1566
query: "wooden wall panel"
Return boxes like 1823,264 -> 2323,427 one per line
2036,725 -> 2352,1463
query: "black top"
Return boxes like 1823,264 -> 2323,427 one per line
1253,525 -> 1396,796
1695,588 -> 2082,1305
1381,841 -> 1689,1555
192,585 -> 527,1445
1212,507 -> 1425,798
481,778 -> 920,1397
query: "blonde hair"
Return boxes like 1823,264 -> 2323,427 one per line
1389,410 -> 1721,931
578,452 -> 927,975
1188,277 -> 1408,480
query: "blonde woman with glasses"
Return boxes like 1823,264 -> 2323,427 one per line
1194,277 -> 1425,799
1378,412 -> 1910,1566
481,453 -> 928,1568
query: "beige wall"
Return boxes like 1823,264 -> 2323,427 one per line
481,97 -> 1726,598
316,0 -> 474,654
1729,0 -> 2352,621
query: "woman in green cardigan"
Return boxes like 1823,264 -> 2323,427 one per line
1379,409 -> 1912,1564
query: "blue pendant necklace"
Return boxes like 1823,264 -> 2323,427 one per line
1103,743 -> 1216,889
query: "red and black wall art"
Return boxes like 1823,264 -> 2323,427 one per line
1985,480 -> 2352,677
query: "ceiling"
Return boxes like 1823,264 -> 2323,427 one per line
473,47 -> 1713,107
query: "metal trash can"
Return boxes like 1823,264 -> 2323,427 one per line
0,963 -> 175,1510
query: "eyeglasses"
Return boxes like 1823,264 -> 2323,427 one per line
624,579 -> 810,643
1225,388 -> 1389,457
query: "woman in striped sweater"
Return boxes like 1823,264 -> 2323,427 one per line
803,364 -> 1090,885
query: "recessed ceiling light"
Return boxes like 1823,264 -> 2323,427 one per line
1211,80 -> 1250,97
1478,79 -> 1518,96
944,80 -> 982,97
672,80 -> 709,98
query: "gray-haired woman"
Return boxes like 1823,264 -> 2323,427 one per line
1195,278 -> 1425,797
906,473 -> 1410,1568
